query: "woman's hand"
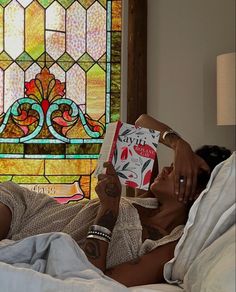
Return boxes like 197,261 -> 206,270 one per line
95,162 -> 121,210
135,114 -> 210,203
173,139 -> 210,203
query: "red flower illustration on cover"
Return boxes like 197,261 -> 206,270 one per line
120,147 -> 133,160
143,169 -> 152,186
121,146 -> 128,160
125,180 -> 139,188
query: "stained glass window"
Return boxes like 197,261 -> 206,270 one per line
0,0 -> 122,203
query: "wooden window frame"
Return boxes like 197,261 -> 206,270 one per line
126,0 -> 147,196
127,0 -> 147,124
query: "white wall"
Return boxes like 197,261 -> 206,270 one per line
147,0 -> 235,168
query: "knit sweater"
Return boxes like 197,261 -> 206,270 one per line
0,181 -> 183,269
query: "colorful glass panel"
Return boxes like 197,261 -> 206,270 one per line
0,0 -> 122,203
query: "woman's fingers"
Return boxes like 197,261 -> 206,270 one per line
179,176 -> 186,202
104,162 -> 116,175
98,174 -> 107,181
95,177 -> 109,193
174,173 -> 183,200
175,173 -> 189,202
96,162 -> 121,201
183,175 -> 193,203
175,171 -> 196,203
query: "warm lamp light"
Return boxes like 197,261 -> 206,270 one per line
217,52 -> 236,125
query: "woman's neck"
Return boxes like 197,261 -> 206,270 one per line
155,200 -> 189,233
137,198 -> 189,235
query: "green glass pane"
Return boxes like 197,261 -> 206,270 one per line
111,63 -> 120,93
0,0 -> 11,7
13,176 -> 49,184
16,52 -> 33,62
37,0 -> 54,8
98,62 -> 106,71
16,60 -> 33,71
111,32 -> 121,63
0,143 -> 24,154
48,175 -> 80,183
57,52 -> 75,71
77,53 -> 95,71
98,53 -> 106,63
0,51 -> 13,70
110,93 -> 120,122
98,0 -> 106,9
98,53 -> 106,71
57,0 -> 75,9
36,52 -> 55,68
78,0 -> 95,9
66,143 -> 101,155
0,176 -> 13,182
16,52 -> 34,70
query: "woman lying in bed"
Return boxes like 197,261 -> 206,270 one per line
0,114 -> 231,287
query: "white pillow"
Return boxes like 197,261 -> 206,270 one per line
164,152 -> 235,284
129,283 -> 183,292
184,225 -> 236,292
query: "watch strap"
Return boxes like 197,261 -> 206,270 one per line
162,129 -> 182,141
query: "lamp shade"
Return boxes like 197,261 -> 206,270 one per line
217,52 -> 235,125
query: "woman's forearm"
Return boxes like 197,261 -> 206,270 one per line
135,114 -> 188,149
85,162 -> 121,271
105,240 -> 178,287
83,205 -> 118,272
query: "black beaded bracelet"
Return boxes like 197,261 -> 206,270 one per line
87,230 -> 111,243
89,225 -> 112,236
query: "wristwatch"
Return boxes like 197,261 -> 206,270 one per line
162,129 -> 182,141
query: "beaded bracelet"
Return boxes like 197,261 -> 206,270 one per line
89,224 -> 112,236
87,230 -> 111,243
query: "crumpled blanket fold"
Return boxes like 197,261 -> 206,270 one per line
0,232 -> 129,292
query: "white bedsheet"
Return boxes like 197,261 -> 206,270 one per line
130,283 -> 183,292
0,232 -> 129,292
184,225 -> 236,292
164,152 -> 236,284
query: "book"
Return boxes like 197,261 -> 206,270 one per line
94,121 -> 160,190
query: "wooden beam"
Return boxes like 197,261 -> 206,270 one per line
127,0 -> 147,124
126,0 -> 147,196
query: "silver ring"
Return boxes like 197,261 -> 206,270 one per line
179,176 -> 185,183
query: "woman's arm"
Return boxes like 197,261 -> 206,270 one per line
83,163 -> 177,287
135,114 -> 209,202
0,203 -> 12,240
83,162 -> 121,272
135,114 -> 180,148
105,240 -> 177,287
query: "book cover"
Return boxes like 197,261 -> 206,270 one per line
94,121 -> 160,190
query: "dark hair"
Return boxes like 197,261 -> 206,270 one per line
195,145 -> 232,172
195,145 -> 232,189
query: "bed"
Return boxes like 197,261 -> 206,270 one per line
0,152 -> 235,292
